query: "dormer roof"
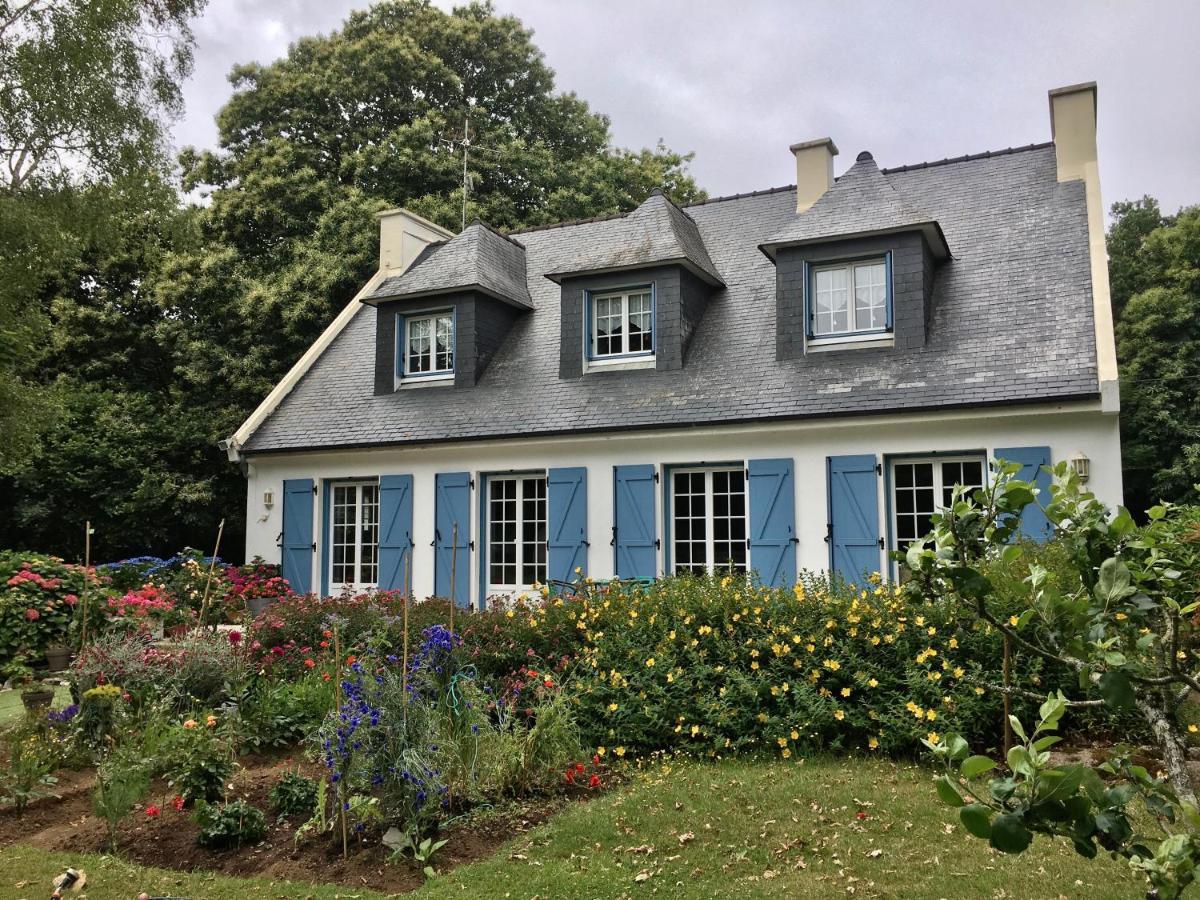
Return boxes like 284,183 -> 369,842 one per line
366,220 -> 532,308
542,190 -> 723,286
759,151 -> 951,260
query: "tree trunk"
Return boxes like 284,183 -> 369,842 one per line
1137,697 -> 1198,807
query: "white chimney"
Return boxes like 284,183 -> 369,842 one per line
376,208 -> 454,273
1048,82 -> 1097,183
790,137 -> 838,213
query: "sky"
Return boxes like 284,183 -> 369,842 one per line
177,0 -> 1199,214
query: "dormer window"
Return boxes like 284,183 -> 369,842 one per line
400,310 -> 454,380
809,257 -> 890,339
589,287 -> 655,360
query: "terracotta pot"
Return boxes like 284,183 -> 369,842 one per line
44,646 -> 72,672
21,689 -> 55,712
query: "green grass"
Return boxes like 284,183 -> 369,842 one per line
0,685 -> 72,725
0,757 -> 1145,899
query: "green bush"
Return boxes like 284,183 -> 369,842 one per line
163,719 -> 234,803
92,748 -> 151,850
227,670 -> 334,752
268,771 -> 318,817
193,798 -> 267,848
0,550 -> 109,664
0,725 -> 58,813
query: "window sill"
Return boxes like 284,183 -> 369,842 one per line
398,373 -> 455,389
584,355 -> 656,373
806,333 -> 893,353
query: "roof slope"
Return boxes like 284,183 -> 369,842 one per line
369,221 -> 532,307
762,153 -> 948,256
543,190 -> 722,285
245,144 -> 1098,454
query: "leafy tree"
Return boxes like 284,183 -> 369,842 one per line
1108,197 -> 1170,319
909,464 -> 1200,898
1112,205 -> 1200,513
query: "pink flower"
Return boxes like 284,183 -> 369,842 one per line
172,795 -> 185,812
146,804 -> 161,817
227,630 -> 242,645
64,594 -> 78,606
24,608 -> 39,621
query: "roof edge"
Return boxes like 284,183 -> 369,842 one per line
543,257 -> 725,287
363,281 -> 534,310
758,221 -> 952,262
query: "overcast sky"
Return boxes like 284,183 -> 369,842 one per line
178,0 -> 1199,213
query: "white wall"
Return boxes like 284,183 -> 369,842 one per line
243,400 -> 1121,606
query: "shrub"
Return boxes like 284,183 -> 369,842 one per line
269,771 -> 318,817
193,798 -> 267,848
0,551 -> 108,663
225,558 -> 292,617
163,717 -> 234,803
0,727 -> 58,813
92,748 -> 151,850
226,670 -> 334,753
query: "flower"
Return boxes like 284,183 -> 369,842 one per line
588,774 -> 601,788
206,715 -> 217,728
173,795 -> 185,812
146,804 -> 161,817
227,630 -> 242,645
927,731 -> 941,745
183,719 -> 197,729
1190,725 -> 1199,734
24,608 -> 39,621
614,746 -> 626,758
304,658 -> 315,668
868,737 -> 880,750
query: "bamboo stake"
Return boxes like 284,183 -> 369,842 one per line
1002,635 -> 1014,760
333,623 -> 348,859
197,518 -> 226,630
449,522 -> 458,636
401,550 -> 410,717
79,521 -> 93,653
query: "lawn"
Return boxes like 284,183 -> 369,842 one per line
0,756 -> 1143,899
0,685 -> 71,726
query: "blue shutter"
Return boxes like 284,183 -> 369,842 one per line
613,465 -> 656,579
281,479 -> 314,595
826,455 -> 881,584
995,446 -> 1053,541
377,474 -> 414,591
435,472 -> 471,607
748,458 -> 797,587
548,467 -> 588,584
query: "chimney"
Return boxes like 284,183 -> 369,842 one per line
790,137 -> 838,213
1048,82 -> 1097,182
375,208 -> 454,273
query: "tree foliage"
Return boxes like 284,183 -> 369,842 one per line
1110,202 -> 1200,513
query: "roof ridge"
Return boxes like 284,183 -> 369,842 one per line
467,217 -> 527,250
880,141 -> 1053,174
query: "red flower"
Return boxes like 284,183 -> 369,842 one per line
146,804 -> 161,818
592,755 -> 600,767
64,594 -> 78,606
564,769 -> 575,784
856,811 -> 868,821
228,630 -> 242,645
574,763 -> 585,774
589,774 -> 601,789
345,655 -> 357,666
24,608 -> 39,621
304,658 -> 315,668
173,795 -> 185,812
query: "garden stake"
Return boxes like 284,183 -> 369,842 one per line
1002,634 -> 1014,759
197,518 -> 226,630
79,521 -> 93,652
333,623 -> 348,859
449,521 -> 458,636
401,550 -> 410,716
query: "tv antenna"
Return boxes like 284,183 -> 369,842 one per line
439,111 -> 501,231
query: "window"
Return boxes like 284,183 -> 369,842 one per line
403,311 -> 454,377
892,456 -> 986,548
810,258 -> 889,338
671,467 -> 747,575
487,474 -> 547,591
330,482 -> 379,591
590,288 -> 654,359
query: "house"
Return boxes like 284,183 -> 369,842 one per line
222,82 -> 1121,606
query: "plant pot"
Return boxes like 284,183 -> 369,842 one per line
21,689 -> 55,712
45,645 -> 72,673
167,623 -> 189,639
245,596 -> 274,619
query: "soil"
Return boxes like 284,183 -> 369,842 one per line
0,753 -> 591,895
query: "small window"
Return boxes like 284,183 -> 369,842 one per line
810,258 -> 889,338
671,467 -> 747,575
892,456 -> 986,549
330,481 -> 379,592
402,311 -> 454,377
487,474 -> 547,591
590,288 -> 654,359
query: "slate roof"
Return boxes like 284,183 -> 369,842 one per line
368,221 -> 532,308
761,152 -> 949,258
542,189 -> 722,285
244,143 -> 1099,454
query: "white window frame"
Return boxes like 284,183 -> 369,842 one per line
669,466 -> 749,576
589,287 -> 655,360
402,310 -> 455,380
809,257 -> 890,339
485,473 -> 548,594
329,480 -> 380,593
890,454 -> 988,553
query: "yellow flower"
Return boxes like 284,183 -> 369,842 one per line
205,714 -> 217,728
926,709 -> 937,721
974,686 -> 985,695
867,678 -> 879,688
1008,615 -> 1019,626
751,661 -> 760,670
1115,612 -> 1127,621
868,737 -> 879,750
183,719 -> 197,729
505,609 -> 515,619
607,702 -> 619,712
805,643 -> 815,654
690,724 -> 700,737
781,747 -> 792,758
1190,725 -> 1199,734
777,737 -> 788,748
823,659 -> 841,672
791,729 -> 799,740
948,637 -> 959,649
841,687 -> 851,698
953,667 -> 965,679
645,658 -> 655,667
596,746 -> 606,757
927,731 -> 941,745
614,746 -> 626,757
834,709 -> 845,721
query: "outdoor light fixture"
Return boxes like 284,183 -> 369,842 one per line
1068,452 -> 1090,483
263,489 -> 275,509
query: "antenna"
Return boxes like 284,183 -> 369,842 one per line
437,109 -> 502,232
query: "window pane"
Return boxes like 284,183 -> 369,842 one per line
713,468 -> 747,573
360,484 -> 379,585
853,262 -> 888,331
814,267 -> 850,336
489,478 -> 518,587
673,471 -> 707,575
593,296 -> 623,357
408,318 -> 431,373
627,292 -> 653,353
521,477 -> 547,586
434,314 -> 454,371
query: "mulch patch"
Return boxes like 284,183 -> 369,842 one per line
0,753 -> 591,894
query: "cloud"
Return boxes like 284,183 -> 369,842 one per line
174,0 -> 1199,212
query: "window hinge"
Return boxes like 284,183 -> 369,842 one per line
311,542 -> 317,552
312,485 -> 318,495
655,538 -> 661,550
875,463 -> 882,476
653,469 -> 660,484
469,540 -> 475,551
469,478 -> 475,490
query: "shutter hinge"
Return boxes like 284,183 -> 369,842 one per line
875,463 -> 882,475
469,478 -> 475,489
653,469 -> 660,483
275,531 -> 283,548
655,538 -> 661,550
311,542 -> 316,552
610,527 -> 617,546
878,537 -> 885,550
824,523 -> 832,544
312,485 -> 318,495
469,540 -> 475,551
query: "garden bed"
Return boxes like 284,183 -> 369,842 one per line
0,752 -> 589,893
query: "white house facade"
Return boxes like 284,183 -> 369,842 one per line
224,82 -> 1122,609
